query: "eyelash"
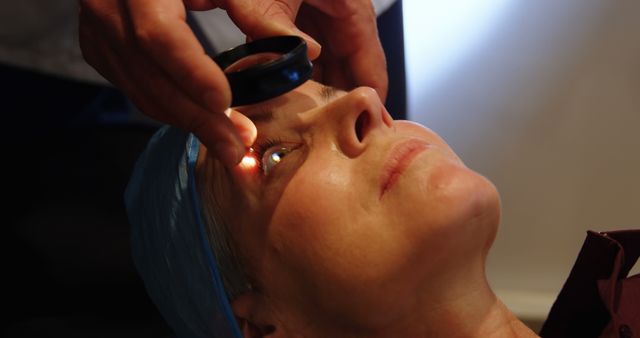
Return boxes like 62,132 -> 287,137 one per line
253,137 -> 283,162
252,137 -> 295,175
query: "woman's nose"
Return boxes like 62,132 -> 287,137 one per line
319,87 -> 393,158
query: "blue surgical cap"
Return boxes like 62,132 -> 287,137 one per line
125,126 -> 242,338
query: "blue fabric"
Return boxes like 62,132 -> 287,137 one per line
125,126 -> 242,338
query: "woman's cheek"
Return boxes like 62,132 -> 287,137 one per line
266,158 -> 353,255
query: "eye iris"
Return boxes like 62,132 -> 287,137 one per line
262,147 -> 290,175
270,152 -> 282,164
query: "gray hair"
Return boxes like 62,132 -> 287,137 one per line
196,152 -> 253,300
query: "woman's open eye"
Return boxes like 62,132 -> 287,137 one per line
261,146 -> 293,176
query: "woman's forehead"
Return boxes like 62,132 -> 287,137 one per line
236,81 -> 343,126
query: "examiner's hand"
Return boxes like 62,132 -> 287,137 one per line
79,0 -> 262,166
79,0 -> 388,166
223,0 -> 388,102
294,0 -> 388,102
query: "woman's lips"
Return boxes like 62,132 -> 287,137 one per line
379,139 -> 430,198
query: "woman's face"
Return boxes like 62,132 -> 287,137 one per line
201,80 -> 500,330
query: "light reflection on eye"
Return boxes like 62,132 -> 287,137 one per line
261,147 -> 292,176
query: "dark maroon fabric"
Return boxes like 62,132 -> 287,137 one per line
540,230 -> 640,338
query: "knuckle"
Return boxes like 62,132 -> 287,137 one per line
132,17 -> 172,50
78,0 -> 127,43
133,25 -> 157,48
78,0 -> 115,25
78,0 -> 100,15
273,1 -> 297,19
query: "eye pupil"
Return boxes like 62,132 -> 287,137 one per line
271,152 -> 282,163
262,147 -> 291,175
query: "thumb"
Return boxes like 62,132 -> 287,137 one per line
223,0 -> 321,59
191,109 -> 256,168
226,108 -> 257,147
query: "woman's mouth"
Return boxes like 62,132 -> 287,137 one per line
379,139 -> 430,198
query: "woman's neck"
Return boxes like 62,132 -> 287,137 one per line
301,291 -> 538,338
411,292 -> 539,338
376,274 -> 539,338
364,260 -> 540,338
294,254 -> 539,338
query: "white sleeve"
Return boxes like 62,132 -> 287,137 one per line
191,9 -> 245,54
372,0 -> 398,16
0,0 -> 398,82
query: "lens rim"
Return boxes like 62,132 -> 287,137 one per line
213,36 -> 313,107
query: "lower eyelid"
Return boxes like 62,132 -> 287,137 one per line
262,143 -> 306,179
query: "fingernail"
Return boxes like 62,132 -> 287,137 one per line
293,29 -> 321,57
305,36 -> 321,53
240,120 -> 258,146
239,129 -> 257,146
215,141 -> 244,166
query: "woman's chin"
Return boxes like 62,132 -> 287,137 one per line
431,160 -> 499,225
393,158 -> 501,259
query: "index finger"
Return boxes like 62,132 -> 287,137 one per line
126,0 -> 232,112
349,40 -> 388,102
331,7 -> 388,101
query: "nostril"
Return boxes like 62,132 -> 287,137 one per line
355,111 -> 370,142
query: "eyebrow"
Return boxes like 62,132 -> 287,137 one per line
318,85 -> 339,102
247,85 -> 340,124
248,107 -> 274,124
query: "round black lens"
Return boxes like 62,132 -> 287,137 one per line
213,36 -> 313,107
